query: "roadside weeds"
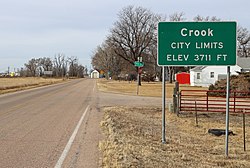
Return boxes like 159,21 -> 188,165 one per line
99,106 -> 250,168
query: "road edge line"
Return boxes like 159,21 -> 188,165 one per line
54,105 -> 90,168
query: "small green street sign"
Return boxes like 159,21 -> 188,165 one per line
134,61 -> 144,67
158,22 -> 237,66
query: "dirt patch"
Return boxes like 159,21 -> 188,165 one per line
99,107 -> 250,167
0,77 -> 65,94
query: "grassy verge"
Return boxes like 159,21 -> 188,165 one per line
97,79 -> 207,98
100,107 -> 250,167
0,77 -> 65,94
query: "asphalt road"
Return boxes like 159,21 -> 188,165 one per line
0,79 -> 103,168
0,78 -> 163,168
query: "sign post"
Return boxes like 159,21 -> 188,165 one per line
162,66 -> 166,144
225,66 -> 230,156
158,22 -> 237,154
134,58 -> 144,95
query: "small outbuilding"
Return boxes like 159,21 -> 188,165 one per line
176,72 -> 190,84
90,70 -> 100,78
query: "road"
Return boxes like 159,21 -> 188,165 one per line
0,79 -> 162,168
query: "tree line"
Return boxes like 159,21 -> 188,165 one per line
19,54 -> 87,78
91,6 -> 250,82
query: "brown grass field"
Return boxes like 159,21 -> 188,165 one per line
0,77 -> 65,94
98,80 -> 250,167
100,107 -> 250,168
97,79 -> 208,98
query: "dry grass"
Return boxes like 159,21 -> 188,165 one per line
97,79 -> 208,98
0,77 -> 65,94
100,107 -> 250,168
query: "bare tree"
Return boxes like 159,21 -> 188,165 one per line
84,66 -> 88,76
109,6 -> 159,64
53,53 -> 66,77
24,58 -> 39,77
144,23 -> 162,81
67,56 -> 78,77
169,12 -> 186,21
76,64 -> 85,78
91,42 -> 123,79
108,6 -> 160,83
237,26 -> 250,57
193,15 -> 220,21
38,57 -> 53,72
91,46 -> 108,70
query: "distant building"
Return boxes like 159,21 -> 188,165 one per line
0,73 -> 7,77
90,70 -> 100,78
236,57 -> 250,72
99,70 -> 105,78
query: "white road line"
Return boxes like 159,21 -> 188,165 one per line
54,105 -> 90,168
93,81 -> 96,92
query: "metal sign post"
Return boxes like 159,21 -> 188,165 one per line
162,66 -> 166,144
136,72 -> 139,95
225,66 -> 230,157
134,58 -> 143,95
158,22 -> 236,152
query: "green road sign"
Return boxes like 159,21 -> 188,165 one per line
158,22 -> 237,66
134,61 -> 144,67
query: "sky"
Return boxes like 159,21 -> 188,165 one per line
0,0 -> 249,73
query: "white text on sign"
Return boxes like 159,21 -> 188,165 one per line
166,54 -> 228,62
171,42 -> 224,49
181,28 -> 214,37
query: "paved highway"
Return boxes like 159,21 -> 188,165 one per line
0,79 -> 102,168
0,78 -> 162,168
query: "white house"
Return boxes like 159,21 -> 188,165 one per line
190,57 -> 250,87
190,66 -> 241,87
90,70 -> 100,78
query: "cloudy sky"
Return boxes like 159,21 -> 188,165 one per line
0,0 -> 249,72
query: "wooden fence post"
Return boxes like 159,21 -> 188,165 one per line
195,99 -> 198,127
234,91 -> 236,113
206,91 -> 209,111
173,82 -> 179,114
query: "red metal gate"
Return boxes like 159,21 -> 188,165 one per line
179,90 -> 250,113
